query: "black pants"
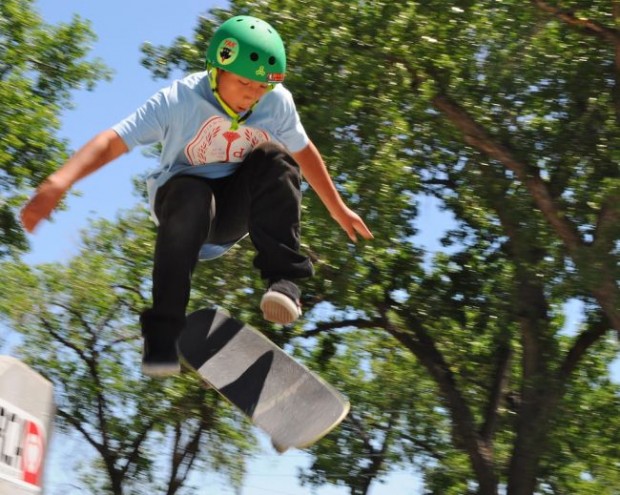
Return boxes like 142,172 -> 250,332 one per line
140,142 -> 314,339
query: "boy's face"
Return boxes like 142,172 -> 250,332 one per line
217,69 -> 270,114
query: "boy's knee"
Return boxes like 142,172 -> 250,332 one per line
253,141 -> 286,156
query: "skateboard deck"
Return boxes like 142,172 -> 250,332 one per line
177,308 -> 350,452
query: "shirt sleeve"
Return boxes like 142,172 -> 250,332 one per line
111,87 -> 171,150
273,88 -> 310,153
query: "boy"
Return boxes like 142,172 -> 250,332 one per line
20,15 -> 373,377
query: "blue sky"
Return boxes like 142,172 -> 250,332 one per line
30,1 -> 420,494
25,0 -> 211,264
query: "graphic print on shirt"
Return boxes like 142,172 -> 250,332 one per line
185,116 -> 271,165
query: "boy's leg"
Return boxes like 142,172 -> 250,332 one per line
212,142 -> 313,323
141,175 -> 214,376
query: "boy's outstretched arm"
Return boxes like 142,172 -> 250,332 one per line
21,129 -> 128,233
292,141 -> 373,243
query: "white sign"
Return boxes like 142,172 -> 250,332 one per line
0,398 -> 46,492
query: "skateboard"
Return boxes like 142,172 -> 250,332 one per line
177,308 -> 350,452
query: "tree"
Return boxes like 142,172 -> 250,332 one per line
0,209 -> 255,494
0,0 -> 111,256
142,1 -> 620,494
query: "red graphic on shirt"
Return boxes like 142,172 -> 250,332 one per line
185,116 -> 270,165
222,131 -> 240,161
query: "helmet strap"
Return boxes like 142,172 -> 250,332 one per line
207,66 -> 259,131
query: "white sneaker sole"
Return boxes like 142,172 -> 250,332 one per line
260,291 -> 301,325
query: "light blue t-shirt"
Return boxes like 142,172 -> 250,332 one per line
112,71 -> 310,223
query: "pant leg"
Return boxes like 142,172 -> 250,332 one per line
140,175 -> 214,338
211,141 -> 314,281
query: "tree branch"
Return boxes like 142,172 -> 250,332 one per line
39,315 -> 90,363
593,194 -> 620,255
56,408 -> 108,459
119,418 -> 156,479
479,333 -> 513,444
429,91 -> 620,333
560,316 -> 612,379
430,92 -> 584,252
398,431 -> 446,462
38,313 -> 114,457
532,0 -> 620,123
381,307 -> 499,493
347,411 -> 381,457
303,317 -> 385,337
531,0 -> 620,44
50,301 -> 96,337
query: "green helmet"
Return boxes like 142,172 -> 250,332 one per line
206,16 -> 286,83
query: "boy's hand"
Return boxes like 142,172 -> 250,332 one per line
332,207 -> 374,243
20,179 -> 68,233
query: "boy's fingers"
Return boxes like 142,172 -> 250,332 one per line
20,202 -> 43,233
354,220 -> 373,240
20,184 -> 65,233
335,210 -> 373,242
344,221 -> 373,243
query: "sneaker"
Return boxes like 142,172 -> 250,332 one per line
141,335 -> 180,378
260,279 -> 302,325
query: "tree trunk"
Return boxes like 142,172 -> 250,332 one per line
384,312 -> 499,495
506,259 -> 557,495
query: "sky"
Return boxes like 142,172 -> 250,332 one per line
28,1 -> 422,494
19,1 -> 619,494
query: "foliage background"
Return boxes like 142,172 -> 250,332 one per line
1,1 -> 619,494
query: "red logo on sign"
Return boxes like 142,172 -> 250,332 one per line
21,421 -> 44,486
